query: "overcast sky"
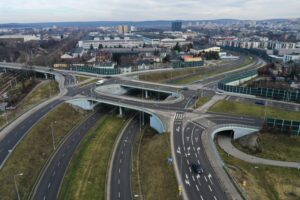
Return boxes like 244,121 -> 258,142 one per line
0,0 -> 299,23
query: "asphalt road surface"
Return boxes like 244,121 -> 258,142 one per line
0,99 -> 64,168
110,115 -> 140,200
173,113 -> 226,200
32,110 -> 104,200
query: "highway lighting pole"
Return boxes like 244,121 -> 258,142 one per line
50,121 -> 57,151
14,173 -> 23,200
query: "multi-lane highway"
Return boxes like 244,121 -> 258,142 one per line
173,113 -> 226,200
32,111 -> 104,200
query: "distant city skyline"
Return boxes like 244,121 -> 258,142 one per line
0,0 -> 300,23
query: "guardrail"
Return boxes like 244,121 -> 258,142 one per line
70,66 -> 121,75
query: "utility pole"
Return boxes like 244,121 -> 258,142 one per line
14,173 -> 23,200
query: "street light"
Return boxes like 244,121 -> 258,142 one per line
14,173 -> 23,200
134,194 -> 144,199
50,121 -> 57,151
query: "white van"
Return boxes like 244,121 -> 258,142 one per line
96,79 -> 105,86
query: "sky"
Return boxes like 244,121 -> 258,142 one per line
0,0 -> 299,23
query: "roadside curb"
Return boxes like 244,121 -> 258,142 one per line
170,114 -> 188,200
106,116 -> 134,200
29,111 -> 96,200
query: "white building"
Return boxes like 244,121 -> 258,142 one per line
160,38 -> 191,48
78,36 -> 144,49
0,34 -> 41,42
283,54 -> 300,63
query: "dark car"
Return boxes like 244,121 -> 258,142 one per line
191,164 -> 204,174
181,87 -> 189,91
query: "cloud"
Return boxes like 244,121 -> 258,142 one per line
0,0 -> 299,23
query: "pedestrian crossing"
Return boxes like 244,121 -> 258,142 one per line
175,112 -> 184,121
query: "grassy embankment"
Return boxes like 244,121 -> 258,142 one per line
59,115 -> 127,200
132,126 -> 178,200
209,100 -> 300,121
0,103 -> 88,200
194,96 -> 212,108
139,56 -> 252,84
1,80 -> 59,128
234,133 -> 300,162
218,145 -> 300,200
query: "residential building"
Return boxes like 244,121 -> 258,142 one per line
117,25 -> 129,34
283,54 -> 300,63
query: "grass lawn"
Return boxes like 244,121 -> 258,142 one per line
195,96 -> 212,108
170,57 -> 253,85
234,133 -> 300,162
209,100 -> 300,121
138,127 -> 178,200
3,80 -> 59,128
218,145 -> 300,200
0,103 -> 88,200
75,76 -> 90,83
139,56 -> 252,84
59,115 -> 127,200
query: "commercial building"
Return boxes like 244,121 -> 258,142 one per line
0,34 -> 41,42
171,21 -> 182,32
117,25 -> 129,34
283,54 -> 300,63
78,35 -> 144,49
160,38 -> 191,48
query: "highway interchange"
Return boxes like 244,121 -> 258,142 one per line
0,54 -> 299,200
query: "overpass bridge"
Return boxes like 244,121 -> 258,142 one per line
67,97 -> 169,134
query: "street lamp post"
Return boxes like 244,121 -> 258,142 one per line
14,173 -> 23,200
50,121 -> 57,151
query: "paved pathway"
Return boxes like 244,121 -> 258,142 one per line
218,135 -> 300,169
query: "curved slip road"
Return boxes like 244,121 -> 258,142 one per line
32,111 -> 104,200
218,135 -> 300,169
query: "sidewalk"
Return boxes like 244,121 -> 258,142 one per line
218,135 -> 300,169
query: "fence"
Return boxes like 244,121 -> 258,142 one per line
266,118 -> 300,135
70,66 -> 121,75
218,69 -> 300,103
172,61 -> 204,68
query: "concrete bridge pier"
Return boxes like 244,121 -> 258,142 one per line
145,90 -> 149,99
119,107 -> 123,117
44,73 -> 48,79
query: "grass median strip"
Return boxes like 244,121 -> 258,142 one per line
218,144 -> 300,200
59,114 -> 128,200
135,126 -> 178,200
0,103 -> 88,200
195,96 -> 212,108
209,100 -> 300,121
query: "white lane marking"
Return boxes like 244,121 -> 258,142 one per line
185,174 -> 189,179
121,150 -> 124,155
118,192 -> 120,198
120,159 -> 122,164
48,182 -> 51,189
177,147 -> 181,154
196,185 -> 199,191
208,185 -> 212,192
204,176 -> 207,182
189,167 -> 192,173
43,196 -> 46,200
195,153 -> 198,158
200,195 -> 204,200
118,168 -> 121,174
118,179 -> 120,184
214,196 -> 218,200
197,160 -> 201,165
185,179 -> 190,186
192,176 -> 195,182
208,173 -> 213,185
52,171 -> 56,177
187,160 -> 190,165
